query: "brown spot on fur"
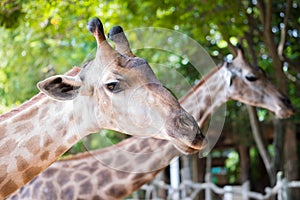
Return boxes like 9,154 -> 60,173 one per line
12,106 -> 39,123
62,186 -> 75,200
74,173 -> 88,182
0,125 -> 7,138
0,179 -> 19,198
40,151 -> 50,161
136,154 -> 148,163
73,162 -> 88,169
120,165 -> 132,172
0,165 -> 8,183
116,171 -> 128,179
149,161 -> 161,172
55,145 -> 68,157
101,158 -> 112,166
106,184 -> 128,199
92,196 -> 104,200
42,168 -> 58,178
139,139 -> 150,150
115,154 -> 127,166
0,139 -> 17,157
25,136 -> 41,155
58,170 -> 70,185
38,107 -> 49,122
88,165 -> 99,174
69,114 -> 74,122
44,182 -> 58,199
23,166 -> 42,184
127,144 -> 137,152
67,135 -> 79,145
33,180 -> 43,197
43,134 -> 53,147
80,180 -> 92,194
132,173 -> 145,181
97,170 -> 112,187
204,95 -> 212,106
16,156 -> 29,171
14,122 -> 34,134
157,139 -> 168,146
55,123 -> 67,133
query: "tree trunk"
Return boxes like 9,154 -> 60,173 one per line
238,145 -> 251,183
284,121 -> 300,199
246,105 -> 275,185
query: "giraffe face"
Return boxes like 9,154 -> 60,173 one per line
36,17 -> 205,154
226,48 -> 295,118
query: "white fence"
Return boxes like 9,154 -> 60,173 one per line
131,172 -> 300,200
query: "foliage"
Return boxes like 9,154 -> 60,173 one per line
1,0 -> 299,108
225,150 -> 240,184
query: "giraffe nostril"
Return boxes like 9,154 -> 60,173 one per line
179,117 -> 191,128
282,97 -> 291,106
191,128 -> 206,148
277,95 -> 296,117
280,95 -> 295,111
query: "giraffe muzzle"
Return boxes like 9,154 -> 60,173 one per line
167,110 -> 206,154
276,95 -> 295,118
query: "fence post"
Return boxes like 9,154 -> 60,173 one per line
242,181 -> 250,200
224,186 -> 233,200
170,156 -> 180,200
282,177 -> 288,200
277,171 -> 283,200
205,154 -> 212,200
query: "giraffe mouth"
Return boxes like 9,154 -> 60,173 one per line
171,136 -> 208,155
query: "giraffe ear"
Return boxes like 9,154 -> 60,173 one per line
37,75 -> 82,101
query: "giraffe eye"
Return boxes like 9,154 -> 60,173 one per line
245,74 -> 258,82
105,81 -> 121,93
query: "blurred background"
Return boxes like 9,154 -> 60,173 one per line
0,0 -> 299,199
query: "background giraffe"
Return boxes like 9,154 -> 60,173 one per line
7,26 -> 294,200
0,17 -> 205,198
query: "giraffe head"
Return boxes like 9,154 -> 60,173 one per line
224,45 -> 295,118
37,17 -> 205,154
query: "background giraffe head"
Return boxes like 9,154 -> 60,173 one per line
224,45 -> 295,118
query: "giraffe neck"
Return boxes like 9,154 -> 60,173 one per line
0,70 -> 102,198
180,65 -> 229,126
6,65 -> 230,200
7,137 -> 174,200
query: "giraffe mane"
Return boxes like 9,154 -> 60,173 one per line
180,64 -> 222,103
58,137 -> 135,161
60,145 -> 112,161
0,67 -> 82,121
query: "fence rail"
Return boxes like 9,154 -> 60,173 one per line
131,172 -> 300,200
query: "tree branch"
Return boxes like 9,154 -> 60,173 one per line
278,0 -> 292,61
256,0 -> 266,25
246,105 -> 275,184
265,0 -> 272,33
